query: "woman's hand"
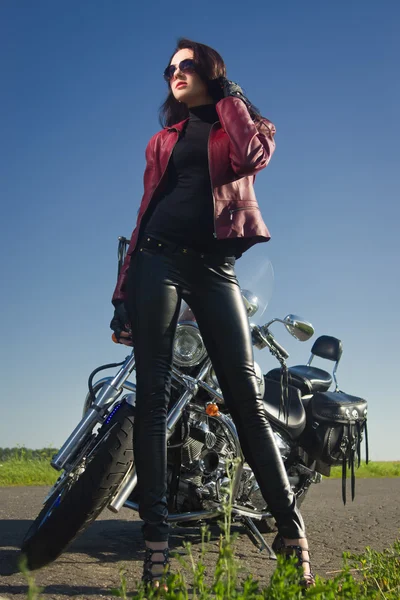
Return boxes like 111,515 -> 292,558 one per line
217,77 -> 251,106
110,302 -> 133,346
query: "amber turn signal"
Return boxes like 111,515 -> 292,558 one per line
205,402 -> 220,416
112,333 -> 118,343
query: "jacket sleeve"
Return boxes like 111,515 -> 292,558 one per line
215,96 -> 276,177
111,137 -> 155,306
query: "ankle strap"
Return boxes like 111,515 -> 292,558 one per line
144,546 -> 169,566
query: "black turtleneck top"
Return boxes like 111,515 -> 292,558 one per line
144,103 -> 243,257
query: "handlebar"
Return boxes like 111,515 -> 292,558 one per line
251,324 -> 289,360
266,331 -> 289,359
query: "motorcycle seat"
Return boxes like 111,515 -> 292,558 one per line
262,377 -> 306,439
265,365 -> 332,395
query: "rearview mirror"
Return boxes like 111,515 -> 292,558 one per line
284,314 -> 314,341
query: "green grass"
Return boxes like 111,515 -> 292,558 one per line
0,447 -> 58,486
0,457 -> 59,486
1,453 -> 399,486
330,461 -> 400,479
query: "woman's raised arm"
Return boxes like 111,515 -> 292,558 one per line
216,96 -> 276,177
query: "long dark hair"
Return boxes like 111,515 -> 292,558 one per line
159,38 -> 263,128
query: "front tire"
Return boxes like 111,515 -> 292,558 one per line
20,402 -> 134,570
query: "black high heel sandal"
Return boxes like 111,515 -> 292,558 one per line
272,534 -> 315,588
142,546 -> 170,590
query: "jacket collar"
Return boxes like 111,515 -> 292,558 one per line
164,118 -> 189,132
165,116 -> 221,133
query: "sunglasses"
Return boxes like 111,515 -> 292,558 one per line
163,58 -> 197,82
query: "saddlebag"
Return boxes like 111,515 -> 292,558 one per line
300,390 -> 368,503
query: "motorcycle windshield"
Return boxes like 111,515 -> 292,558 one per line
178,250 -> 274,325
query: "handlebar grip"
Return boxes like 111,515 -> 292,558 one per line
269,334 -> 289,359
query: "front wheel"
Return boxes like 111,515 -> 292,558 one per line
20,402 -> 135,570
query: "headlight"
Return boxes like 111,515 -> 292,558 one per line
173,323 -> 207,367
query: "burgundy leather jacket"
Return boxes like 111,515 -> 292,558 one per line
112,96 -> 276,305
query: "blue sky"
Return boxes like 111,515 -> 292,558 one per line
1,1 -> 399,460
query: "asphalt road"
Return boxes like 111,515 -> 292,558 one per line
0,478 -> 399,599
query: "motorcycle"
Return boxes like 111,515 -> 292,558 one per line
20,238 -> 368,570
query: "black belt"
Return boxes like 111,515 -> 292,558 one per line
138,234 -> 235,264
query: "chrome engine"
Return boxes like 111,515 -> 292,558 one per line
173,411 -> 235,511
173,409 -> 299,513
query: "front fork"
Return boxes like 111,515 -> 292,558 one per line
51,352 -> 138,471
50,354 -> 224,510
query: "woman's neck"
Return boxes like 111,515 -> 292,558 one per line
188,103 -> 218,123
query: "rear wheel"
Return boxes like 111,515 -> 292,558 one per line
20,402 -> 135,570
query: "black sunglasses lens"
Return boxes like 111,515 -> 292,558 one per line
163,65 -> 175,81
164,59 -> 196,81
180,59 -> 195,72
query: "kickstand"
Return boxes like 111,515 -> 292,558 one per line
242,516 -> 277,560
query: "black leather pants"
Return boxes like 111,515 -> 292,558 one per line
126,237 -> 306,542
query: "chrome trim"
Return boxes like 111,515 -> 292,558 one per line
105,353 -> 137,395
307,350 -> 339,390
122,501 -> 273,522
82,377 -> 112,416
250,324 -> 269,350
197,379 -> 224,402
242,515 -> 276,558
109,467 -> 138,512
231,505 -> 273,519
333,361 -> 339,391
122,379 -> 137,393
51,353 -> 136,471
124,391 -> 137,407
264,315 -> 314,342
167,361 -> 210,434
124,500 -> 223,522
51,406 -> 103,471
189,405 -> 244,500
83,378 -> 137,416
284,314 -> 314,341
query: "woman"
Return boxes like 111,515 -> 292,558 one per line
110,38 -> 315,589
